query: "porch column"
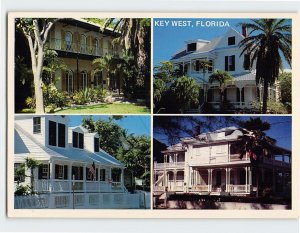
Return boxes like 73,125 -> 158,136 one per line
98,165 -> 101,192
121,168 -> 124,186
225,168 -> 228,192
239,87 -> 242,107
174,170 -> 177,191
49,160 -> 55,193
68,162 -> 73,193
208,169 -> 211,192
109,167 -> 112,192
83,164 -> 87,193
249,167 -> 252,192
228,168 -> 231,192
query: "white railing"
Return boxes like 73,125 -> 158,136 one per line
191,185 -> 209,192
228,185 -> 250,193
15,192 -> 148,209
86,181 -> 100,192
34,180 -> 50,192
154,162 -> 185,169
52,180 -> 70,192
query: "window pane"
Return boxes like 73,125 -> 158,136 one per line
228,36 -> 236,46
33,117 -> 41,133
73,132 -> 78,148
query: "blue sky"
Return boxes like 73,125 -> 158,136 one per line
68,115 -> 151,136
154,116 -> 291,150
153,18 -> 291,68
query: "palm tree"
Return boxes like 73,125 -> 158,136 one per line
239,19 -> 292,113
93,55 -> 118,92
208,70 -> 234,104
24,157 -> 40,194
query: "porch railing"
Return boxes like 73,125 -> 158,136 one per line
228,185 -> 250,193
191,185 -> 209,192
14,192 -> 148,209
154,162 -> 185,169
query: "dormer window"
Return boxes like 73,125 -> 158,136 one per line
228,36 -> 235,46
187,43 -> 196,52
33,117 -> 41,134
73,131 -> 84,149
94,137 -> 100,152
48,120 -> 66,147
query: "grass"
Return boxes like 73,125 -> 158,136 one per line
54,102 -> 150,114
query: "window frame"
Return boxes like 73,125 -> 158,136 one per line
228,36 -> 236,46
33,117 -> 41,134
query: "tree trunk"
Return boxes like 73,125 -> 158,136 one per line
262,79 -> 269,113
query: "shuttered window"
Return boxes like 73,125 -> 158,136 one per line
58,123 -> 66,148
38,164 -> 50,179
225,55 -> 235,71
73,132 -> 78,148
33,117 -> 41,133
49,121 -> 57,146
94,137 -> 99,152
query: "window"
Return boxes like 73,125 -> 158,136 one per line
187,43 -> 196,52
58,123 -> 66,148
94,72 -> 102,87
67,70 -> 74,93
72,166 -> 83,180
225,55 -> 235,71
95,38 -> 99,56
65,32 -> 73,51
228,36 -> 236,46
243,54 -> 250,70
33,117 -> 41,133
100,169 -> 106,181
81,71 -> 88,90
49,120 -> 57,146
94,137 -> 99,152
38,164 -> 49,179
73,131 -> 84,149
14,163 -> 25,182
80,34 -> 87,53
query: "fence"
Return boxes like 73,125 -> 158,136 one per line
14,192 -> 149,209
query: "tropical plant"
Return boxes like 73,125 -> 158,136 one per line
25,96 -> 36,109
208,70 -> 234,104
154,61 -> 179,83
171,76 -> 200,113
24,157 -> 40,194
153,78 -> 167,110
239,19 -> 292,113
279,72 -> 292,109
199,59 -> 212,81
16,18 -> 58,114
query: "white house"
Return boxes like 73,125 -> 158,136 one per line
153,127 -> 291,201
170,26 -> 280,112
14,115 -> 146,209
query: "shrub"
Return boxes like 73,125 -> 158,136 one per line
15,184 -> 31,196
251,100 -> 289,114
94,87 -> 108,102
43,83 -> 69,109
25,96 -> 36,109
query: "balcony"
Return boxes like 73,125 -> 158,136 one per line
33,179 -> 124,193
154,162 -> 185,170
48,38 -> 120,57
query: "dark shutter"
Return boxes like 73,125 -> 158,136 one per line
80,167 -> 83,180
73,132 -> 78,148
55,164 -> 59,179
38,165 -> 43,179
231,55 -> 235,71
236,88 -> 240,102
94,137 -> 99,152
64,165 -> 68,179
79,133 -> 84,149
58,123 -> 66,147
48,164 -> 50,179
225,56 -> 228,71
241,87 -> 245,102
49,121 -> 57,146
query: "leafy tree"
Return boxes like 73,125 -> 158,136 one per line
279,72 -> 292,108
153,78 -> 167,112
209,70 -> 234,104
82,117 -> 127,156
22,157 -> 40,194
239,19 -> 292,113
116,135 -> 151,190
171,76 -> 200,113
199,59 -> 212,80
16,18 -> 57,114
154,61 -> 179,83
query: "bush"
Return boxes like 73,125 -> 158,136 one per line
43,83 -> 69,110
93,87 -> 108,102
25,96 -> 36,109
252,100 -> 289,114
14,184 -> 31,196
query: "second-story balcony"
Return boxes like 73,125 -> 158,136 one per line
154,161 -> 185,170
48,38 -> 120,57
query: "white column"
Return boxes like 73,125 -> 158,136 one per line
208,169 -> 211,192
249,167 -> 252,191
239,87 -> 242,107
245,167 -> 248,193
225,168 -> 228,192
228,168 -> 231,192
49,160 -> 55,193
68,162 -> 73,192
98,165 -> 101,192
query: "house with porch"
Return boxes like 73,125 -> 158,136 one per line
47,18 -> 123,94
169,26 -> 279,112
14,115 -> 146,209
153,127 -> 291,203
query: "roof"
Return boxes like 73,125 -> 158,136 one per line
15,123 -> 123,167
232,72 -> 256,82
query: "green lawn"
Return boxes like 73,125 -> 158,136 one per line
55,103 -> 150,114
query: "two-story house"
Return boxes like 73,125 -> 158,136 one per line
48,18 -> 123,94
14,115 -> 136,209
170,26 -> 280,111
153,127 -> 291,199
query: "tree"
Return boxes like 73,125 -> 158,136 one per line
171,76 -> 200,113
16,18 -> 57,114
199,60 -> 212,81
279,72 -> 292,107
153,78 -> 167,112
116,135 -> 151,191
24,157 -> 40,194
209,70 -> 234,104
239,19 -> 292,113
93,55 -> 118,91
154,61 -> 179,83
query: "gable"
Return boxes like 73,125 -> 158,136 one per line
214,28 -> 244,49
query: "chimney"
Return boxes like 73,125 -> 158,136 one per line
242,24 -> 248,37
194,125 -> 201,137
